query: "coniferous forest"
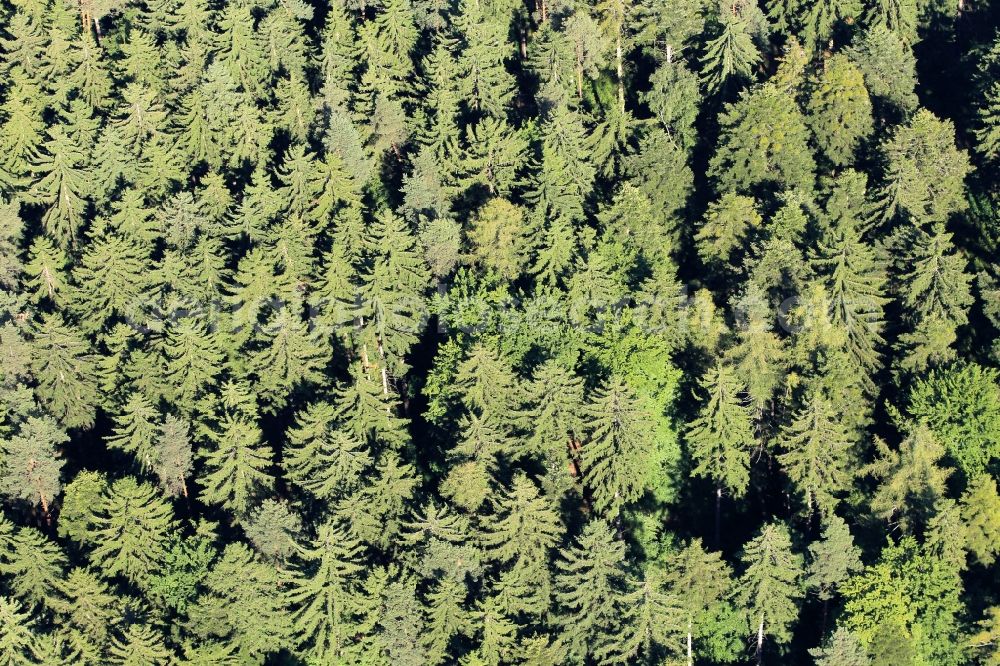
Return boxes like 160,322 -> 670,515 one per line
3,0 -> 1000,661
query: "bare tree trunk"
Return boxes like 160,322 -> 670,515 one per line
687,619 -> 693,666
756,615 -> 765,666
715,485 -> 722,547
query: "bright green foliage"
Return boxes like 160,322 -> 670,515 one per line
709,82 -> 815,193
89,477 -> 176,587
959,476 -> 1000,566
686,364 -> 755,497
455,0 -> 516,117
56,471 -> 106,544
145,528 -> 217,616
734,522 -> 805,655
333,363 -> 410,450
334,452 -> 417,548
841,537 -> 964,666
807,55 -> 874,166
907,364 -> 1000,478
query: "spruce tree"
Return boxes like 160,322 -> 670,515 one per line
27,127 -> 90,246
734,522 -> 805,663
89,476 -> 176,587
153,414 -> 192,498
554,520 -> 629,660
29,314 -> 99,429
0,518 -> 67,610
0,415 -> 66,513
198,386 -> 274,517
663,539 -> 734,666
959,476 -> 1000,566
106,392 -> 160,470
807,55 -> 874,166
244,499 -> 301,561
107,624 -> 171,666
777,389 -> 855,515
863,425 -> 951,530
894,225 -> 973,373
582,376 -> 657,515
0,595 -> 37,666
701,0 -> 768,91
810,627 -> 871,666
188,542 -> 293,663
686,364 -> 756,502
288,521 -> 365,662
709,82 -> 815,193
878,110 -> 970,224
283,401 -> 372,501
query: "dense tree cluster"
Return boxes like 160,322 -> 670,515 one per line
0,0 -> 999,662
